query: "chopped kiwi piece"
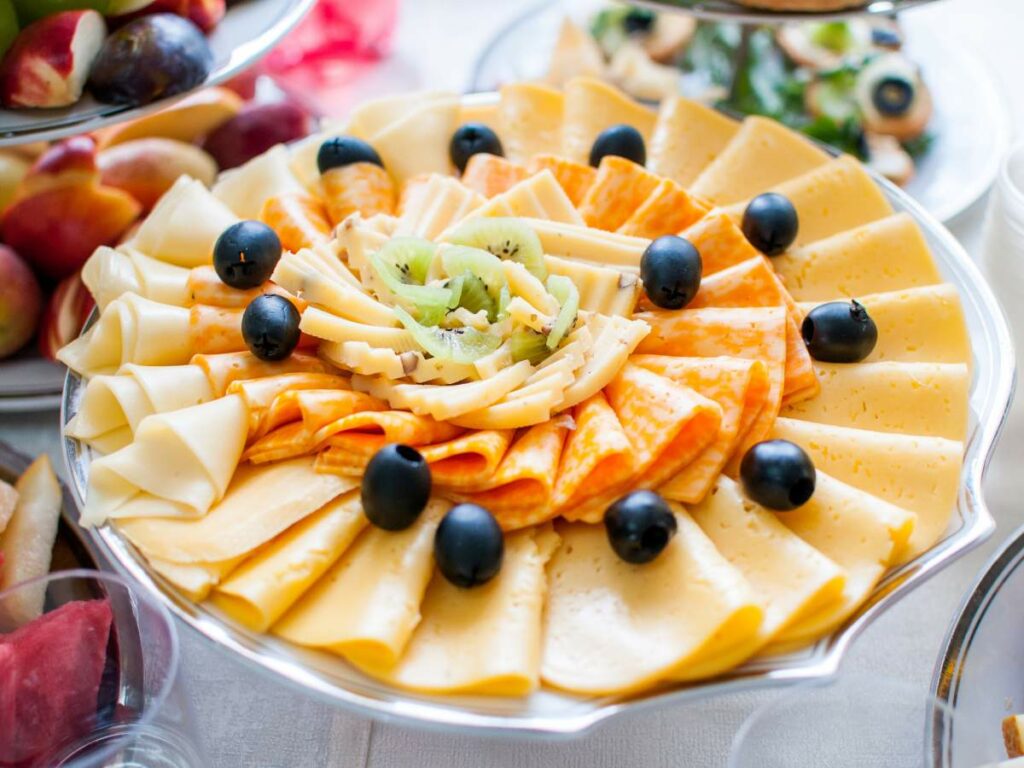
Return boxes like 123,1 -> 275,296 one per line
394,306 -> 501,364
455,273 -> 498,320
510,327 -> 551,365
497,285 -> 512,320
370,254 -> 451,325
545,274 -> 580,350
378,237 -> 435,284
440,244 -> 507,298
447,218 -> 548,281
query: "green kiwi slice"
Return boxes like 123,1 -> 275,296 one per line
510,327 -> 552,365
394,306 -> 502,364
545,274 -> 580,350
447,218 -> 548,281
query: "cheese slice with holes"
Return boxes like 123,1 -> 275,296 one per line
561,77 -> 657,164
780,360 -> 969,441
770,417 -> 962,560
770,472 -> 915,647
690,116 -> 830,205
773,214 -> 941,301
352,526 -> 559,696
211,490 -> 368,632
648,96 -> 740,186
498,82 -> 565,163
541,509 -> 762,695
798,284 -> 969,365
273,501 -> 446,667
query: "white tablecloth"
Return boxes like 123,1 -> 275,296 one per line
3,0 -> 1023,764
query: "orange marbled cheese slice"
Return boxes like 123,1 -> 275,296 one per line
318,412 -> 463,458
460,153 -> 529,198
460,420 -> 569,531
632,355 -> 771,503
226,373 -> 352,437
634,306 -> 787,463
321,161 -> 396,226
577,156 -> 660,231
191,351 -> 328,398
526,154 -> 596,207
186,266 -> 292,309
681,212 -> 759,276
189,305 -> 246,355
260,191 -> 332,252
617,178 -> 709,239
425,429 -> 515,492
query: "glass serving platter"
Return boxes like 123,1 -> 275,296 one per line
0,0 -> 315,148
60,96 -> 1014,736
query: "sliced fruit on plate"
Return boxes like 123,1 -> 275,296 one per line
0,244 -> 42,360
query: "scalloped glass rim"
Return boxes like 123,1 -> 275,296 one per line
60,94 -> 1014,737
0,0 -> 316,148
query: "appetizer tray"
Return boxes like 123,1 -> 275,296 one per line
932,525 -> 1024,766
629,0 -> 939,23
59,98 -> 1014,734
0,0 -> 315,148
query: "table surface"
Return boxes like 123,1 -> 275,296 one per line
3,0 -> 1023,765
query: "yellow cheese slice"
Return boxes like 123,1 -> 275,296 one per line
770,472 -> 915,647
319,342 -> 475,385
547,17 -> 605,87
687,476 -> 845,653
648,96 -> 740,187
299,307 -> 415,353
498,82 -> 565,164
457,100 -> 499,133
545,255 -> 640,316
773,213 -> 942,301
273,500 -> 446,667
369,95 -> 460,182
798,284 -> 970,365
560,314 -> 651,409
130,176 -> 239,268
689,116 -> 830,205
353,526 -> 559,696
770,417 -> 962,560
541,510 -> 762,695
211,490 -> 368,632
115,457 -> 357,563
520,218 -> 647,269
460,170 -> 584,227
345,90 -> 454,140
148,556 -> 243,602
212,145 -> 305,220
396,174 -> 485,240
780,360 -> 969,441
561,77 -> 657,164
82,394 -> 248,526
82,246 -> 192,310
721,155 -> 892,248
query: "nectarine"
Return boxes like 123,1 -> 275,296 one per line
98,138 -> 217,210
0,245 -> 42,360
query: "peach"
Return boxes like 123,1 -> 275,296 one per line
202,101 -> 312,170
0,245 -> 42,360
0,152 -> 29,213
92,86 -> 243,147
38,270 -> 94,361
98,138 -> 217,210
0,10 -> 106,108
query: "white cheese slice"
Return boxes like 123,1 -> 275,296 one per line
212,144 -> 305,220
459,170 -> 583,227
545,255 -> 640,316
541,509 -> 762,695
370,96 -> 460,182
272,251 -> 397,328
648,96 -> 740,187
520,218 -> 647,270
458,100 -> 500,133
498,82 -> 564,163
780,360 -> 969,441
770,417 -> 963,560
352,526 -> 559,696
397,174 -> 485,240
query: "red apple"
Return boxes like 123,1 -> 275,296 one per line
38,271 -> 95,361
0,245 -> 43,360
0,10 -> 106,109
201,101 -> 312,170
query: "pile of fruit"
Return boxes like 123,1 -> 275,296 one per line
0,80 -> 312,362
0,0 -> 223,110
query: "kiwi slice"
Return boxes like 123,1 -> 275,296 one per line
497,285 -> 512,320
380,237 -> 435,283
510,327 -> 552,365
456,273 -> 498,320
545,274 -> 580,350
394,306 -> 502,364
447,218 -> 548,281
371,254 -> 451,326
440,245 -> 506,297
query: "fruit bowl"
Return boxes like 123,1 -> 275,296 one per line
0,0 -> 314,148
59,94 -> 1013,736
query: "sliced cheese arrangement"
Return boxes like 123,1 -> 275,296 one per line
61,77 -> 971,701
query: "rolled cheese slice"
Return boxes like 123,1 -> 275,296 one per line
648,96 -> 740,187
561,77 -> 657,165
772,213 -> 941,302
211,490 -> 368,632
82,394 -> 248,526
689,116 -> 830,206
352,526 -> 559,696
541,509 -> 762,695
82,247 -> 191,310
498,82 -> 565,163
131,176 -> 239,267
212,144 -> 305,220
780,361 -> 970,441
770,417 -> 962,560
273,500 -> 447,667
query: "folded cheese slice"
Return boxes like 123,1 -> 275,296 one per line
423,429 -> 515,492
648,96 -> 740,187
578,156 -> 661,231
115,457 -> 356,563
273,500 -> 446,667
770,417 -> 962,560
213,145 -> 306,220
130,176 -> 239,267
780,361 -> 970,441
82,394 -> 248,526
680,212 -> 760,276
772,214 -> 941,301
798,284 -> 970,365
498,82 -> 565,163
460,153 -> 528,198
211,490 -> 368,632
561,77 -> 657,165
541,509 -> 762,695
527,154 -> 595,206
770,472 -> 915,647
521,218 -> 648,269
690,116 -> 830,205
395,174 -> 485,240
617,177 -> 709,239
369,95 -> 460,182
545,255 -> 640,316
458,170 -> 583,227
149,556 -> 244,602
352,526 -> 559,696
227,373 -> 353,438
191,351 -> 329,398
82,246 -> 190,310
